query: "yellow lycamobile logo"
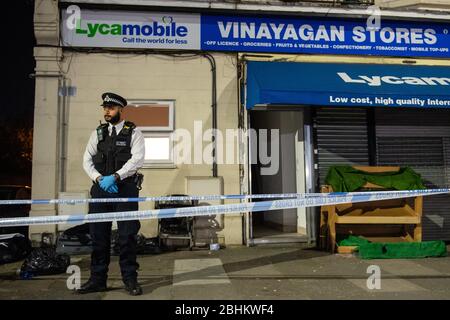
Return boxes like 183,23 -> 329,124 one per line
75,17 -> 188,38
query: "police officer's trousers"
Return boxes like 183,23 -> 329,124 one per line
88,180 -> 141,284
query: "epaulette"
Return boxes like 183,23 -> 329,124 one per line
122,121 -> 136,135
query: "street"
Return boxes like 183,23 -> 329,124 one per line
1,244 -> 450,300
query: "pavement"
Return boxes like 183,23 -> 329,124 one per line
1,243 -> 450,300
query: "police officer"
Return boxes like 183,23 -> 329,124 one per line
78,92 -> 145,296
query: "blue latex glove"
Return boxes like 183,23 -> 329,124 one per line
99,175 -> 116,192
107,184 -> 119,193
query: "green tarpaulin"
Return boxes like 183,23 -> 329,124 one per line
338,235 -> 447,259
325,166 -> 426,192
338,235 -> 371,247
359,241 -> 447,259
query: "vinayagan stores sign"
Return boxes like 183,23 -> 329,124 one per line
61,8 -> 450,58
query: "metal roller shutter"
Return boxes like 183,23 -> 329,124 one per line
314,107 -> 370,186
376,109 -> 450,241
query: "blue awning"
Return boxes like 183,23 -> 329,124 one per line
245,61 -> 450,109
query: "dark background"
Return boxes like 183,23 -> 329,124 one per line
1,1 -> 36,186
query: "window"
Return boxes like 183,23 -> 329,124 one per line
143,133 -> 173,164
124,100 -> 175,167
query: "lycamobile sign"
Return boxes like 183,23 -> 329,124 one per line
75,19 -> 189,38
61,10 -> 200,49
337,72 -> 450,87
61,9 -> 450,58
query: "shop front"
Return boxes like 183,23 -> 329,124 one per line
242,59 -> 450,244
200,11 -> 450,245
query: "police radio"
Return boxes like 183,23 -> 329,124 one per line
97,120 -> 105,142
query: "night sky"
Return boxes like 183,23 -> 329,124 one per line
4,1 -> 35,124
1,1 -> 36,184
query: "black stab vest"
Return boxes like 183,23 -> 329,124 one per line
92,121 -> 136,177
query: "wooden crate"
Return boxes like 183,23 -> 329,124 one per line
320,166 -> 423,253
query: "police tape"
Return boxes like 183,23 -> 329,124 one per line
1,188 -> 449,206
0,193 -> 316,205
0,188 -> 449,227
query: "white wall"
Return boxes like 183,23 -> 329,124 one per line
39,51 -> 242,244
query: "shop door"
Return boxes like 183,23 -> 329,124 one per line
248,109 -> 309,244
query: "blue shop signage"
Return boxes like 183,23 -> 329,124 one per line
245,62 -> 450,109
201,14 -> 450,58
61,9 -> 450,58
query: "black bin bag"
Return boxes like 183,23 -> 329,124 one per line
0,233 -> 32,265
19,247 -> 70,279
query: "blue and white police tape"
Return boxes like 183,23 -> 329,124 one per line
0,193 -> 313,205
0,188 -> 449,227
1,188 -> 449,206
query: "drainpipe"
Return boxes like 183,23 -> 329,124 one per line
202,53 -> 218,177
57,76 -> 69,194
